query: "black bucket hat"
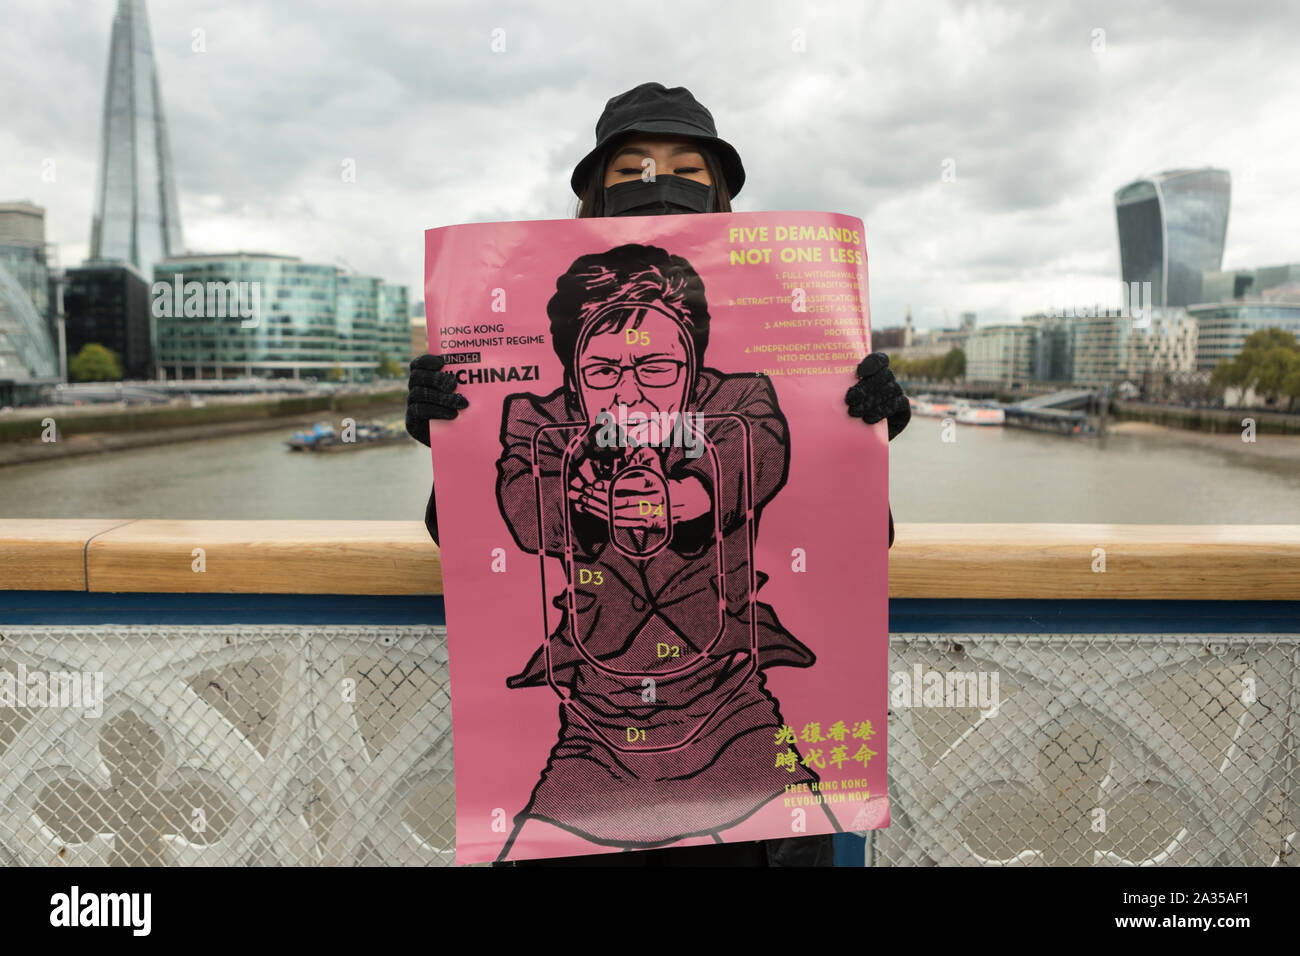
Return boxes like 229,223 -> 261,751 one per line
569,82 -> 745,199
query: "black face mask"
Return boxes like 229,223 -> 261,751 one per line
604,175 -> 715,216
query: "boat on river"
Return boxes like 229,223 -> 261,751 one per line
286,420 -> 409,452
910,395 -> 1005,425
955,402 -> 1006,426
911,395 -> 960,418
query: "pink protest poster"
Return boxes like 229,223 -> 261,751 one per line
424,211 -> 889,863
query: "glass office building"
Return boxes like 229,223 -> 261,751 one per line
1200,264 -> 1300,304
0,203 -> 59,402
154,253 -> 411,380
1115,169 -> 1230,309
1191,263 -> 1300,370
1021,313 -> 1074,382
0,202 -> 53,327
0,262 -> 59,403
1191,300 -> 1300,371
337,274 -> 381,367
64,261 -> 153,380
89,0 -> 184,274
378,284 -> 411,364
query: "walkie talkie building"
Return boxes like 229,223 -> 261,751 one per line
1114,169 -> 1230,309
89,0 -> 184,274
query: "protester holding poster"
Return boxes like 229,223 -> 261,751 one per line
406,83 -> 911,866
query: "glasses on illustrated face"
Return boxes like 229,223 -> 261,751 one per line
580,359 -> 685,390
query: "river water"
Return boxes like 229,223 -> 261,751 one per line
1,417 -> 1298,524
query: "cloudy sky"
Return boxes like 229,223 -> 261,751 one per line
3,0 -> 1298,331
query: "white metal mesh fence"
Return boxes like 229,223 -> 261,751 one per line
0,625 -> 452,866
873,634 -> 1299,867
1,626 -> 1295,866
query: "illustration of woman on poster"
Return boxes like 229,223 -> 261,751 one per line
493,243 -> 840,859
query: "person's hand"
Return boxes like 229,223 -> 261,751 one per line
568,450 -> 662,530
567,458 -> 607,521
406,354 -> 468,447
846,352 -> 910,440
568,448 -> 697,533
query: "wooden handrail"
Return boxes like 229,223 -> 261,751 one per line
0,519 -> 1296,599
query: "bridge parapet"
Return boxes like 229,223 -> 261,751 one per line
1,521 -> 1296,866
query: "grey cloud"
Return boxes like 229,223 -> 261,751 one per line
2,0 -> 1297,332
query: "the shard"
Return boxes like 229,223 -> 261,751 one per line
89,0 -> 184,273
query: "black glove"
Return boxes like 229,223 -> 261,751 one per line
406,353 -> 468,448
846,353 -> 904,550
845,352 -> 910,440
408,354 -> 468,546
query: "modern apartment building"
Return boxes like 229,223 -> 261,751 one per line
964,324 -> 1035,385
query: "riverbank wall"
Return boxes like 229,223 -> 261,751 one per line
1111,401 -> 1300,435
0,389 -> 407,467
